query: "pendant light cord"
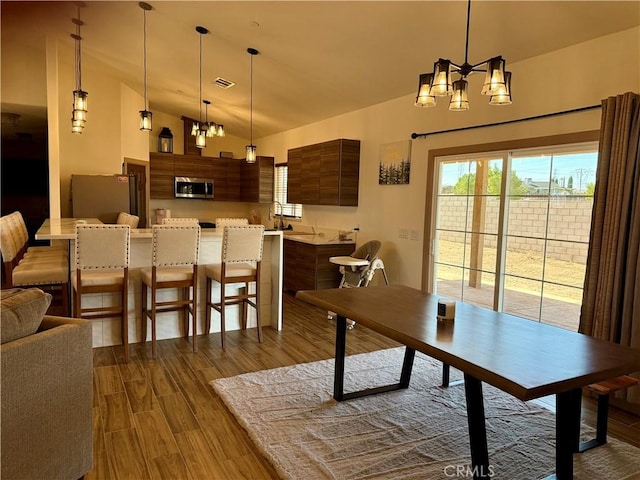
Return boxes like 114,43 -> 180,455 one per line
463,0 -> 471,67
250,52 -> 253,145
75,7 -> 82,90
143,7 -> 147,109
199,33 -> 203,122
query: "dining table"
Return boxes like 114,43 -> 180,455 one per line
297,284 -> 640,480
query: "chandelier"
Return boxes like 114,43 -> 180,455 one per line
192,26 -> 209,149
415,0 -> 512,111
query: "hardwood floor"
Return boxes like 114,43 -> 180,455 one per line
88,292 -> 640,480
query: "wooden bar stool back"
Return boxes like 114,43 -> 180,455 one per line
73,224 -> 130,361
205,225 -> 265,348
141,224 -> 200,358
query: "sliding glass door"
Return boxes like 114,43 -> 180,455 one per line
433,143 -> 598,331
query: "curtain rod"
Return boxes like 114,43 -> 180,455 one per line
410,104 -> 602,139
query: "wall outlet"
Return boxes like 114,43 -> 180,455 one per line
410,229 -> 419,241
399,228 -> 409,239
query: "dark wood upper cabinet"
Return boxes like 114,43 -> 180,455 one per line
181,117 -> 202,156
149,153 -> 273,203
174,155 -> 213,179
149,153 -> 174,199
286,147 -> 303,204
211,158 -> 229,201
287,139 -> 360,206
241,156 -> 274,203
302,143 -> 321,205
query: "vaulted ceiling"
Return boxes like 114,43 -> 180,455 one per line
2,1 -> 639,141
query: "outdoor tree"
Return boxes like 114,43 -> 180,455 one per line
585,182 -> 596,196
451,166 -> 528,195
567,176 -> 574,189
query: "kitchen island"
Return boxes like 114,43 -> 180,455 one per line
283,233 -> 356,292
36,219 -> 283,348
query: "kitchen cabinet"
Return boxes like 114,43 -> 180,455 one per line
283,239 -> 355,292
149,153 -> 174,199
287,138 -> 360,206
241,156 -> 274,203
286,147 -> 302,204
149,153 -> 273,202
211,158 -> 229,201
174,155 -> 213,178
302,144 -> 321,204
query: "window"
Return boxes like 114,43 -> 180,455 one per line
274,163 -> 302,218
432,142 -> 598,331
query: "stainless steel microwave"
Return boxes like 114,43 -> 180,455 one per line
174,177 -> 214,199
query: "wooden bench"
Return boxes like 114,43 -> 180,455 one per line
578,375 -> 639,452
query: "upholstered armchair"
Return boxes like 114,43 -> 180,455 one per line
1,288 -> 93,480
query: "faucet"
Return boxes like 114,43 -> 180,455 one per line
272,201 -> 285,230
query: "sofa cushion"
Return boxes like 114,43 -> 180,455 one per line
1,288 -> 52,344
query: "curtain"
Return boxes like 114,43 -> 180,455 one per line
579,91 -> 640,404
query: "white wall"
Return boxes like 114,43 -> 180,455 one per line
120,83 -> 150,163
257,27 -> 640,289
51,40 -> 144,216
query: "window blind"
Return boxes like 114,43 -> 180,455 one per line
274,164 -> 303,218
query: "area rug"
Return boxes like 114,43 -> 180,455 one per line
212,348 -> 640,480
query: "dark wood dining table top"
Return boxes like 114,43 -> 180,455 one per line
297,284 -> 640,401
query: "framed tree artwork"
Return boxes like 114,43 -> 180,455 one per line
379,140 -> 411,185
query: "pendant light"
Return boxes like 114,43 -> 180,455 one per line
71,2 -> 87,134
414,0 -> 512,111
194,26 -> 208,149
138,2 -> 152,131
246,47 -> 259,163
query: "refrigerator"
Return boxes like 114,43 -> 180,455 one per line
71,174 -> 139,224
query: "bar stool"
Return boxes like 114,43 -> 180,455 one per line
140,224 -> 200,358
215,217 -> 249,228
72,224 -> 130,361
0,213 -> 69,315
205,225 -> 265,348
8,212 -> 67,259
161,217 -> 199,225
116,212 -> 140,228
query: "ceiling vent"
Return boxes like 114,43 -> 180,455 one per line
213,77 -> 235,89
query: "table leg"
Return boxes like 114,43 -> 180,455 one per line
333,314 -> 348,401
540,388 -> 581,480
464,373 -> 491,480
333,315 -> 416,402
556,388 -> 581,478
399,347 -> 415,388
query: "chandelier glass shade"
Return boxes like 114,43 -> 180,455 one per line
246,47 -> 259,164
139,2 -> 152,131
71,5 -> 87,134
489,71 -> 512,105
414,0 -> 512,111
449,79 -> 470,111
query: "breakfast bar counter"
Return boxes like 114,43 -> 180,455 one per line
36,219 -> 283,348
